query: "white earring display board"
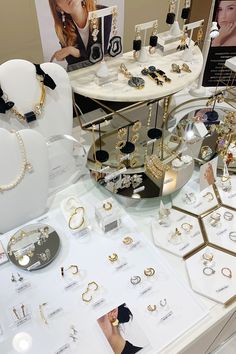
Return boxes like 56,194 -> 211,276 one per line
0,60 -> 73,138
185,246 -> 236,304
172,184 -> 219,216
0,128 -> 48,233
152,208 -> 204,257
202,206 -> 236,254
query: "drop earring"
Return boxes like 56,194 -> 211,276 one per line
61,11 -> 66,29
195,21 -> 204,46
108,7 -> 122,57
166,0 -> 176,25
89,13 -> 103,64
177,29 -> 188,51
81,0 -> 86,7
133,26 -> 142,60
149,21 -> 158,54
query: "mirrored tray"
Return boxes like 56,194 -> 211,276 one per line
7,224 -> 60,271
174,108 -> 236,171
87,127 -> 194,198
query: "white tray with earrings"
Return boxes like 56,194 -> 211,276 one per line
151,207 -> 204,257
172,185 -> 219,216
185,246 -> 236,304
215,176 -> 236,208
202,206 -> 236,254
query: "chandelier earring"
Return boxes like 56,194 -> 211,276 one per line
149,21 -> 158,54
61,11 -> 66,29
91,13 -> 99,42
166,0 -> 176,25
108,7 -> 122,57
177,29 -> 188,51
133,26 -> 142,60
89,13 -> 103,64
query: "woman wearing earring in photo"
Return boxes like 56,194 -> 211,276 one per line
98,304 -> 143,354
212,0 -> 236,46
48,0 -> 112,67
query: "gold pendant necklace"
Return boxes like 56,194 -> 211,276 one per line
0,131 -> 33,192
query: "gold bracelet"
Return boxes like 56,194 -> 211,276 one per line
68,207 -> 85,230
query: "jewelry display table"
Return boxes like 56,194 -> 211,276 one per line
69,47 -> 203,102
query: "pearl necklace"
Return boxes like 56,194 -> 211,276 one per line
0,131 -> 33,192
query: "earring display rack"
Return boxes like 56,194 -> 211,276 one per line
133,20 -> 158,62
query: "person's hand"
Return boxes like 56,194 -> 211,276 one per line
212,22 -> 236,46
50,46 -> 80,61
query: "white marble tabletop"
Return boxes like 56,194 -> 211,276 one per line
69,46 -> 203,102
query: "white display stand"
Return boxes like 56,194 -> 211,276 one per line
0,60 -> 73,138
185,246 -> 236,304
0,128 -> 48,233
172,184 -> 219,216
134,20 -> 158,63
152,208 -> 204,257
202,206 -> 236,254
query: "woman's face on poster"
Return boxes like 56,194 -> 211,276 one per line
218,1 -> 236,27
56,0 -> 81,14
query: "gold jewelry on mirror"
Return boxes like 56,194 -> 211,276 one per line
144,267 -> 155,277
116,140 -> 126,149
131,133 -> 139,144
117,127 -> 127,139
132,121 -> 142,132
108,253 -> 118,262
147,304 -> 157,312
68,207 -> 85,230
123,236 -> 133,245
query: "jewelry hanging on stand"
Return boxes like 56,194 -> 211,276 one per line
89,13 -> 103,64
166,0 -> 176,25
108,7 -> 122,57
181,0 -> 191,23
0,131 -> 33,192
149,21 -> 158,54
194,21 -> 204,46
177,29 -> 188,50
92,124 -> 109,164
133,26 -> 142,60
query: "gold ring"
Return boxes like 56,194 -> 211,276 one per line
144,267 -> 155,277
123,236 -> 133,245
203,192 -> 214,202
221,267 -> 232,278
147,304 -> 157,312
68,265 -> 79,275
103,201 -> 112,211
82,291 -> 92,303
181,223 -> 193,233
68,207 -> 85,230
108,253 -> 118,263
223,211 -> 234,221
202,252 -> 214,262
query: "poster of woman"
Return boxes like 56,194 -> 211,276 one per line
212,0 -> 236,47
35,0 -> 124,71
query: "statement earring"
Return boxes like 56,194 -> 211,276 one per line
89,13 -> 103,64
195,21 -> 204,46
133,26 -> 142,60
177,29 -> 188,51
108,7 -> 122,57
166,0 -> 176,25
149,21 -> 158,54
61,11 -> 66,29
181,0 -> 191,22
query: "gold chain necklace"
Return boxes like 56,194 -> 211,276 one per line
0,131 -> 33,192
5,77 -> 46,123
